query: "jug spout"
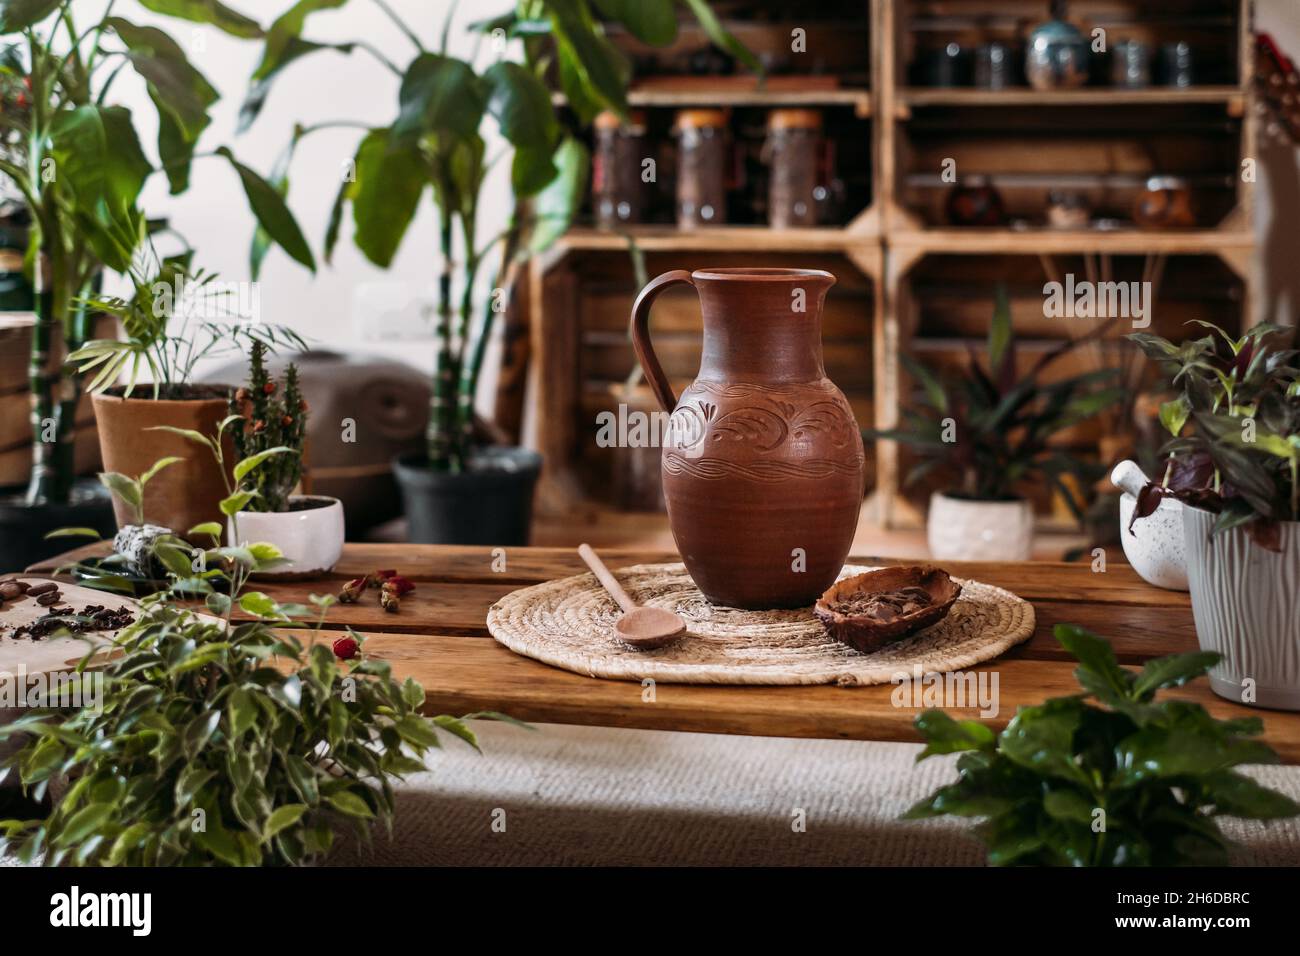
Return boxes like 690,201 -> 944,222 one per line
692,268 -> 834,384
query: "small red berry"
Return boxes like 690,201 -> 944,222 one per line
281,414 -> 294,427
332,636 -> 360,660
263,382 -> 277,395
252,419 -> 266,433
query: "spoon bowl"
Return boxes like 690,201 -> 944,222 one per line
614,606 -> 686,649
578,543 -> 687,651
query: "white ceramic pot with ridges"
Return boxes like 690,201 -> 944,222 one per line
1183,505 -> 1300,710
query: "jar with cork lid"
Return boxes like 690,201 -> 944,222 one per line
592,110 -> 647,230
674,108 -> 728,229
765,109 -> 823,229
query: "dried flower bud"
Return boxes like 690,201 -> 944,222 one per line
263,382 -> 277,395
379,585 -> 400,613
252,419 -> 266,434
281,414 -> 294,427
384,574 -> 415,595
332,636 -> 360,660
370,569 -> 397,588
338,576 -> 367,603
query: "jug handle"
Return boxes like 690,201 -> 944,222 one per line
630,269 -> 694,412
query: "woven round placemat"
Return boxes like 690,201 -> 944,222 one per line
487,563 -> 1035,686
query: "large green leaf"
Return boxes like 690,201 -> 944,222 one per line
1054,623 -> 1133,706
254,0 -> 348,78
529,136 -> 588,252
914,710 -> 996,758
241,36 -> 354,132
47,105 -> 150,270
392,53 -> 485,142
548,0 -> 630,116
483,61 -> 557,149
108,19 -> 218,135
1131,651 -> 1220,700
138,0 -> 264,38
350,131 -> 427,268
0,0 -> 59,33
998,697 -> 1091,786
241,0 -> 354,131
592,0 -> 677,46
217,147 -> 316,272
107,18 -> 219,194
250,134 -> 299,280
511,144 -> 557,197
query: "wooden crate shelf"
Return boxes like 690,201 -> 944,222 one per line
627,87 -> 873,117
897,86 -> 1245,110
522,0 -> 1262,535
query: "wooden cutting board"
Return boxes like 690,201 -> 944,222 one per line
0,578 -> 143,678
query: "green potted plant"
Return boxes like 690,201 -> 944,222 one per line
0,3 -> 317,570
69,243 -> 304,535
877,288 -> 1123,560
238,0 -> 756,544
907,624 -> 1300,865
1128,321 -> 1300,709
223,340 -> 344,577
0,525 -> 506,865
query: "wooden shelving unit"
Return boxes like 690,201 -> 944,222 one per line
522,0 -> 1260,528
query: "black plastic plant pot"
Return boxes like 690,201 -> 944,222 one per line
393,447 -> 543,546
0,478 -> 117,574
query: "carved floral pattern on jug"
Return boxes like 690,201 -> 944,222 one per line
663,378 -> 865,482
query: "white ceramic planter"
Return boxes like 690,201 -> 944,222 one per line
228,495 -> 345,578
1183,505 -> 1300,711
926,491 -> 1034,561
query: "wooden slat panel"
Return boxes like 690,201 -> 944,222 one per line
32,544 -> 1187,605
354,634 -> 1300,763
31,543 -> 1300,762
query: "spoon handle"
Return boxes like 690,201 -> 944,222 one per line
578,543 -> 638,614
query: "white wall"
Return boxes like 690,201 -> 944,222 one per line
108,0 -> 513,390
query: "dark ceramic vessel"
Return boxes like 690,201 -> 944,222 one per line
631,267 -> 865,609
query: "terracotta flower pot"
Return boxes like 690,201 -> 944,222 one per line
91,387 -> 234,534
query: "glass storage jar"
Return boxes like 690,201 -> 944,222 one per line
674,109 -> 728,229
592,110 -> 647,230
765,109 -> 823,229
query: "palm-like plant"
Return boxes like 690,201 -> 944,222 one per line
0,2 -> 313,507
239,0 -> 757,472
878,287 -> 1123,517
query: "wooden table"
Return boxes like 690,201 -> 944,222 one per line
30,543 -> 1300,762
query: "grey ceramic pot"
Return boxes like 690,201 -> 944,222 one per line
1183,505 -> 1300,710
393,447 -> 541,545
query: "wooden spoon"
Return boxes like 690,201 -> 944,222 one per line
578,544 -> 685,650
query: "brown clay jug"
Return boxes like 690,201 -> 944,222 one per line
631,267 -> 865,609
